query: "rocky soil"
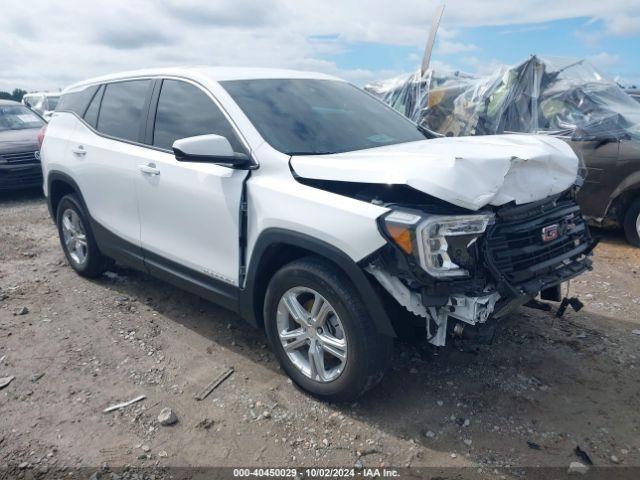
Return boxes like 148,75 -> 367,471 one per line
1,189 -> 639,479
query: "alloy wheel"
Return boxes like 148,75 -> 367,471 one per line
61,208 -> 88,266
276,286 -> 347,382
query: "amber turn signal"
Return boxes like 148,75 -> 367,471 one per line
386,225 -> 414,254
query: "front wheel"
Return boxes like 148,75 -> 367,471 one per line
623,198 -> 640,247
264,257 -> 392,402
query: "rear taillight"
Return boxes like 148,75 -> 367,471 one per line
37,124 -> 47,149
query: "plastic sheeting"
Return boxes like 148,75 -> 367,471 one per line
365,56 -> 640,141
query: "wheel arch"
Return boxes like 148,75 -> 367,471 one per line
239,228 -> 396,337
47,172 -> 87,220
607,174 -> 640,225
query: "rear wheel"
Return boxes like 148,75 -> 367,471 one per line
623,198 -> 640,247
264,257 -> 392,402
56,194 -> 108,277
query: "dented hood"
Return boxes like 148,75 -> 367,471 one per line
290,134 -> 579,211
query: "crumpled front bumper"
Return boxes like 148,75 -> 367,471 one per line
367,192 -> 595,346
483,193 -> 594,302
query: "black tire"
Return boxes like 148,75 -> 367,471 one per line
56,194 -> 108,278
623,198 -> 640,247
264,257 -> 393,402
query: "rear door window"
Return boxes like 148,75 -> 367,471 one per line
97,80 -> 151,142
152,79 -> 246,153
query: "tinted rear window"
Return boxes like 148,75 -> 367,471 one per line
97,80 -> 150,142
57,86 -> 98,116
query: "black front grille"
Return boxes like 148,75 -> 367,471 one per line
484,196 -> 592,293
0,167 -> 42,189
0,150 -> 39,165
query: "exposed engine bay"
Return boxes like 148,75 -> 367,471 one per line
374,189 -> 592,346
365,263 -> 502,346
299,179 -> 595,347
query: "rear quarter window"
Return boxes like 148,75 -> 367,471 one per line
83,85 -> 104,128
56,86 -> 99,117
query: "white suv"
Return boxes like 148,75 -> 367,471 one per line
41,67 -> 594,400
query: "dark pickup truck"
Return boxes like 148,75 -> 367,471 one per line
570,136 -> 640,246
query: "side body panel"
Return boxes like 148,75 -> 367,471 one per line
245,144 -> 389,270
571,139 -> 620,219
68,119 -> 142,246
613,139 -> 640,204
135,76 -> 252,287
572,138 -> 640,222
40,112 -> 78,196
135,148 -> 247,286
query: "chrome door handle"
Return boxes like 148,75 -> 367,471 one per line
72,145 -> 86,156
138,163 -> 160,176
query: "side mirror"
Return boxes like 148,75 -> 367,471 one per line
172,134 -> 253,169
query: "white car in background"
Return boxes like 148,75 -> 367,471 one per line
39,67 -> 594,400
22,92 -> 60,121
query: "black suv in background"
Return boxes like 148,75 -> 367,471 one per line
0,100 -> 45,191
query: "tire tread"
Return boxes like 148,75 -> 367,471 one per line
56,194 -> 109,278
623,198 -> 640,248
264,256 -> 392,401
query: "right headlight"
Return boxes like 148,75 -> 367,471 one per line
381,211 -> 494,279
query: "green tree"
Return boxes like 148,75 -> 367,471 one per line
11,89 -> 27,102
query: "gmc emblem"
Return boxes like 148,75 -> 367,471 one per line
541,224 -> 559,243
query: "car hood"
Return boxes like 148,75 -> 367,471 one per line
290,134 -> 580,210
0,128 -> 40,154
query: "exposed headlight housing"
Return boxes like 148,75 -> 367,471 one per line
416,214 -> 493,278
382,211 -> 494,279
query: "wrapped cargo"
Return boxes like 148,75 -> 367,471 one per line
366,56 -> 640,247
366,56 -> 640,140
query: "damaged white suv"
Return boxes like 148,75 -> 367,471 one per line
41,67 -> 594,400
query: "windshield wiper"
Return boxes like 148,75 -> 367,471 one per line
286,151 -> 338,156
417,124 -> 443,138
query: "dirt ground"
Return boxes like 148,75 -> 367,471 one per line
1,189 -> 639,479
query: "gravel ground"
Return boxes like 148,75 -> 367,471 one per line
1,189 -> 639,479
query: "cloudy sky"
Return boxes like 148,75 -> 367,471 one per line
2,0 -> 640,92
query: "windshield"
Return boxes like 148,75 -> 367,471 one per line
221,79 -> 427,155
0,105 -> 45,131
46,96 -> 60,110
